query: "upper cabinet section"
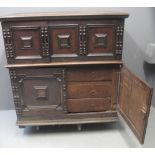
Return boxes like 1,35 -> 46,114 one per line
0,11 -> 129,64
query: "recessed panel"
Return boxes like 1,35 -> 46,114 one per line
12,26 -> 42,57
22,78 -> 61,107
87,25 -> 115,55
49,25 -> 79,55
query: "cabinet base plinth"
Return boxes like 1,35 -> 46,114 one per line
16,112 -> 118,127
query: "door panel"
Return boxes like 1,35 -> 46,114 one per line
15,68 -> 65,115
22,78 -> 61,108
119,66 -> 152,144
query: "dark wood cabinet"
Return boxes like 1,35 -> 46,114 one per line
0,11 -> 153,144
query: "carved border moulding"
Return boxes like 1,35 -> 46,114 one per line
3,28 -> 14,59
62,68 -> 67,113
116,26 -> 124,55
9,69 -> 23,117
79,25 -> 87,55
41,27 -> 49,57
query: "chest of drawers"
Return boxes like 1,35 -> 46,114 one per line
0,11 -> 153,144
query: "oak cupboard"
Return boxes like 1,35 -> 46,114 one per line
0,11 -> 152,144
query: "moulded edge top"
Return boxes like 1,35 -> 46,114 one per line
0,10 -> 129,22
5,60 -> 123,68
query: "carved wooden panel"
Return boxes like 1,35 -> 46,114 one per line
10,68 -> 66,114
11,26 -> 42,58
49,25 -> 79,56
21,78 -> 60,108
87,24 -> 115,56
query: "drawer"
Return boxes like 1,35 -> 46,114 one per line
67,98 -> 111,113
67,66 -> 113,82
67,82 -> 112,99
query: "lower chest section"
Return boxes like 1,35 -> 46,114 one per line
9,65 -> 120,125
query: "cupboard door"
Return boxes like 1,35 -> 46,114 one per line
119,66 -> 153,144
10,68 -> 66,118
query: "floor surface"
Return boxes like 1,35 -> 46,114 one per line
0,108 -> 155,148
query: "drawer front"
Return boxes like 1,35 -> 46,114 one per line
67,98 -> 111,113
67,66 -> 113,82
67,82 -> 112,99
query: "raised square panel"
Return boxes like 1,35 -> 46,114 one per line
58,34 -> 71,48
95,33 -> 107,47
21,78 -> 61,107
34,86 -> 48,99
87,24 -> 115,56
49,25 -> 79,56
21,36 -> 32,49
11,26 -> 42,58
